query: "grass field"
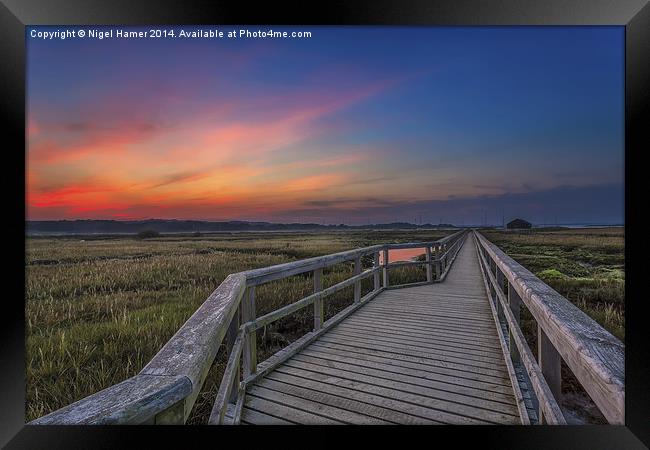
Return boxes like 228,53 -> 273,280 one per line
26,227 -> 624,424
481,227 -> 624,342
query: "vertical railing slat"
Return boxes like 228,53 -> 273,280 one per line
313,268 -> 323,330
373,252 -> 381,291
508,282 -> 521,362
225,306 -> 240,404
242,286 -> 257,376
382,248 -> 389,288
353,256 -> 362,302
538,325 -> 562,423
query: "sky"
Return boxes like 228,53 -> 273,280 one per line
27,26 -> 624,225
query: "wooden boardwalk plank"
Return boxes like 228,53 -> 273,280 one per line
281,359 -> 519,423
307,341 -> 512,385
288,354 -> 518,413
318,333 -> 508,370
299,347 -> 516,398
244,395 -> 343,424
323,328 -> 507,362
304,344 -> 515,393
240,234 -> 521,425
247,385 -> 390,424
333,321 -> 503,350
326,327 -> 503,359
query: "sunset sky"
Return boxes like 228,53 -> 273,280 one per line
27,26 -> 624,225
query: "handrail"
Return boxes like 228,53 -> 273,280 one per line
31,229 -> 465,425
473,230 -> 624,424
31,273 -> 247,424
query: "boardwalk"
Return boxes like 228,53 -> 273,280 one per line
227,235 -> 521,424
32,230 -> 624,426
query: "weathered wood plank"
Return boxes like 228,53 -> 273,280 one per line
325,328 -> 507,362
351,310 -> 501,334
244,394 -> 343,424
353,255 -> 362,303
373,252 -> 381,291
332,325 -> 505,358
31,374 -> 192,425
290,353 -> 517,413
281,359 -> 519,423
209,329 -> 244,424
382,248 -> 389,287
342,316 -> 503,343
247,384 -> 391,424
309,339 -> 510,382
307,342 -> 512,388
538,324 -> 562,423
313,268 -> 323,331
272,366 -> 493,425
240,407 -> 293,425
333,322 -> 503,351
242,286 -> 257,376
300,346 -> 516,399
359,303 -> 497,323
262,372 -> 443,424
317,334 -> 507,371
243,245 -> 383,286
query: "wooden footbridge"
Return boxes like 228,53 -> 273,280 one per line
32,230 -> 624,426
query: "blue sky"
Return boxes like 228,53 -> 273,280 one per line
27,26 -> 624,225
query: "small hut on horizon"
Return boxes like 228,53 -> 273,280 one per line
506,218 -> 532,230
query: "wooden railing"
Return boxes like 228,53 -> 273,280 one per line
473,230 -> 624,425
30,229 -> 466,425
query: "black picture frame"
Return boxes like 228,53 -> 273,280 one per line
1,0 -> 648,448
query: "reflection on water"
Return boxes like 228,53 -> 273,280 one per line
379,248 -> 426,264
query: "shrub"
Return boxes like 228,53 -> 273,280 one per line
136,230 -> 160,239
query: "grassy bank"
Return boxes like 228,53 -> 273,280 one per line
26,229 -> 445,423
481,227 -> 624,341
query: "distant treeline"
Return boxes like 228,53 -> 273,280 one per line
27,219 -> 458,235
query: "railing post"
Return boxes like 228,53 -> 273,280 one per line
153,399 -> 186,424
488,260 -> 496,305
382,248 -> 389,288
425,247 -> 432,283
354,256 -> 362,302
507,282 -> 521,362
495,267 -> 505,318
538,324 -> 562,423
242,285 -> 257,376
313,268 -> 323,331
225,306 -> 241,404
373,252 -> 380,292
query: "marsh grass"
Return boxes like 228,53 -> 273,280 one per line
482,228 -> 624,341
26,230 -> 445,423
